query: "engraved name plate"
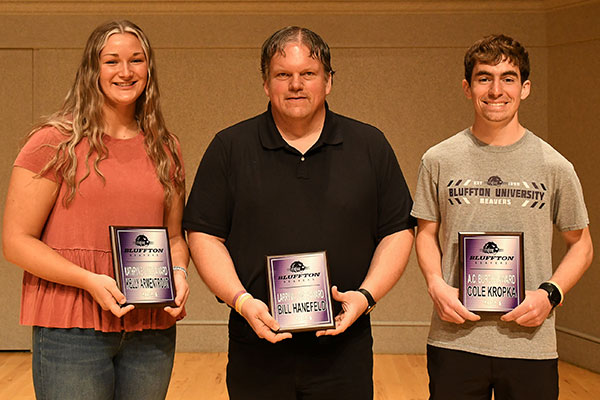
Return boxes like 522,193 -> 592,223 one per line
267,251 -> 335,332
459,232 -> 524,312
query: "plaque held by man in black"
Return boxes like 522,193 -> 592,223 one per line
266,251 -> 335,333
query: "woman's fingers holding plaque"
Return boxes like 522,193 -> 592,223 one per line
242,298 -> 292,343
164,270 -> 190,318
84,272 -> 135,317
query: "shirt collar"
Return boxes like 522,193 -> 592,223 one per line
259,102 -> 342,151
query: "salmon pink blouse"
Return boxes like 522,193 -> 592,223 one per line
14,127 -> 181,332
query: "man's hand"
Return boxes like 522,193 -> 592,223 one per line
501,289 -> 552,327
240,298 -> 292,343
316,286 -> 367,337
428,276 -> 480,324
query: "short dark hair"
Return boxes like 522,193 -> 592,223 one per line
464,34 -> 530,84
260,26 -> 335,81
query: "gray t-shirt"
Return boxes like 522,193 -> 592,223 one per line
411,128 -> 589,359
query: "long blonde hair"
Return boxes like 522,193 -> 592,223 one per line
27,20 -> 184,207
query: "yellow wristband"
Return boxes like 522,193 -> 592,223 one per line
234,292 -> 248,312
231,290 -> 247,308
235,293 -> 252,314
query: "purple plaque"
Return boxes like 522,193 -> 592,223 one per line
109,226 -> 176,307
459,232 -> 525,312
266,251 -> 335,332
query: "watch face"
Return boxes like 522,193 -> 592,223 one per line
549,289 -> 561,306
541,282 -> 561,307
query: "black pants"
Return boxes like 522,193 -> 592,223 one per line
427,345 -> 558,400
226,328 -> 374,400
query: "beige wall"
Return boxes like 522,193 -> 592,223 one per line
546,0 -> 600,373
0,0 -> 597,372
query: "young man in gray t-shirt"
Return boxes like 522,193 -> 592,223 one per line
411,34 -> 593,399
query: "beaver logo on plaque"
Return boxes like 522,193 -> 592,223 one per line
459,232 -> 525,312
267,251 -> 335,332
109,226 -> 176,307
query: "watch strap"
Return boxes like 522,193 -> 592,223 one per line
538,281 -> 563,309
358,288 -> 376,315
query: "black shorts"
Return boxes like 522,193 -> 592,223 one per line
427,345 -> 558,400
226,327 -> 374,400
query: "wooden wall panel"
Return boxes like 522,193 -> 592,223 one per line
0,1 -> 597,373
547,2 -> 600,370
0,50 -> 34,350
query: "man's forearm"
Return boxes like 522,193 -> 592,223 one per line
360,228 -> 414,301
548,227 -> 593,295
188,231 -> 245,307
415,219 -> 445,289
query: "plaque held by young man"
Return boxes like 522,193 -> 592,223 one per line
459,232 -> 525,312
266,251 -> 335,333
109,226 -> 176,307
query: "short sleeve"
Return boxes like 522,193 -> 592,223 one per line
14,127 -> 66,182
411,157 -> 441,222
374,132 -> 417,239
182,134 -> 231,239
553,162 -> 589,232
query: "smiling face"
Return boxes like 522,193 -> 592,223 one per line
462,58 -> 530,127
99,33 -> 148,111
263,42 -> 332,125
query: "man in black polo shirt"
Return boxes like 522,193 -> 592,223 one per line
183,26 -> 416,400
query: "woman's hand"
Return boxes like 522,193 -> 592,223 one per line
83,272 -> 135,317
164,268 -> 190,318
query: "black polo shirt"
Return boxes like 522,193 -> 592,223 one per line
183,104 -> 416,340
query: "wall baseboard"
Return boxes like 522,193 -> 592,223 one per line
557,325 -> 600,345
557,328 -> 600,374
175,322 -> 430,353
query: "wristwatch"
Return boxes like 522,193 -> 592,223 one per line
358,288 -> 377,315
538,281 -> 563,309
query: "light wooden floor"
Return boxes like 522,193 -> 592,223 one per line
2,352 -> 600,399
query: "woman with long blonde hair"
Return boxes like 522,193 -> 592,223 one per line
2,20 -> 189,399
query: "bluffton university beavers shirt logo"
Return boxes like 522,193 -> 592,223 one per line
447,175 -> 547,209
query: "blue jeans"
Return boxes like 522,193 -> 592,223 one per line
32,325 -> 176,400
